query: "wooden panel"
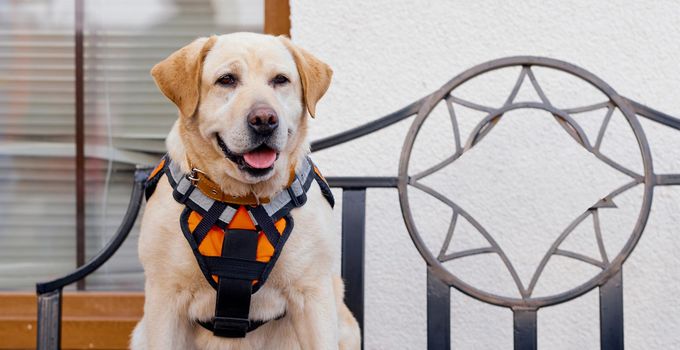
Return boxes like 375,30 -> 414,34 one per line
1,318 -> 138,350
264,0 -> 291,36
0,292 -> 143,318
0,292 -> 143,350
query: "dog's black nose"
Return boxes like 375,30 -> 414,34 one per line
247,107 -> 279,136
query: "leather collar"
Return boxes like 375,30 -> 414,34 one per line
186,161 -> 297,206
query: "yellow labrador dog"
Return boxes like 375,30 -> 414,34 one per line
131,32 -> 360,349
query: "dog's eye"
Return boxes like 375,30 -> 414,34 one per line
271,74 -> 289,86
216,74 -> 237,87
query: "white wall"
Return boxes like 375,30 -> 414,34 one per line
290,1 -> 680,349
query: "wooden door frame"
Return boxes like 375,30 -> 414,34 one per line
265,0 -> 291,36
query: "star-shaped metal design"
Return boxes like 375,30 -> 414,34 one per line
398,57 -> 658,308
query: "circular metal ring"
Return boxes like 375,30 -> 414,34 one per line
397,56 -> 654,309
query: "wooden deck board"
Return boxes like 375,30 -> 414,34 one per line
0,292 -> 143,350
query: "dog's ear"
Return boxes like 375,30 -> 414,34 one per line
279,36 -> 333,118
151,36 -> 217,118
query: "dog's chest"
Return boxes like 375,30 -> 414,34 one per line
141,177 -> 336,338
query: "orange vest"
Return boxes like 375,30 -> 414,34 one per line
145,155 -> 333,337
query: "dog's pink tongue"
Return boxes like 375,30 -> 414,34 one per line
243,148 -> 277,168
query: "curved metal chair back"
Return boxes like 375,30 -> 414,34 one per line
36,57 -> 680,350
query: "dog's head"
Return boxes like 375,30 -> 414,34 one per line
151,33 -> 332,190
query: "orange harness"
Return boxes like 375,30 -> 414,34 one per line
145,155 -> 333,338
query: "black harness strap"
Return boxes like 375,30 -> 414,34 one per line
178,182 -> 196,204
197,311 -> 286,334
213,228 -> 259,338
249,205 -> 281,246
204,256 -> 266,281
144,155 -> 167,201
313,172 -> 335,208
193,201 -> 228,245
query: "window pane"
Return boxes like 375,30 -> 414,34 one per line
0,0 -> 76,290
83,0 -> 264,290
0,0 -> 263,291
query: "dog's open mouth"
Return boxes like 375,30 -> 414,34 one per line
215,134 -> 279,176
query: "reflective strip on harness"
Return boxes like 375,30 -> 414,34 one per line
166,157 -> 314,225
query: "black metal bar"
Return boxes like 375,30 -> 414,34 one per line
624,97 -> 680,131
36,289 -> 62,350
655,174 -> 680,186
36,168 -> 149,294
310,97 -> 426,152
600,270 -> 624,350
74,0 -> 85,290
327,176 -> 399,189
513,308 -> 537,350
427,268 -> 451,350
341,189 -> 366,349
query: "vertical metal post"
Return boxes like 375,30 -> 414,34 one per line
427,268 -> 451,350
341,188 -> 366,348
513,308 -> 537,350
36,289 -> 63,350
74,0 -> 85,290
600,270 -> 624,350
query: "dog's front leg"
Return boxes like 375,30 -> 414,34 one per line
142,284 -> 196,350
288,276 -> 339,350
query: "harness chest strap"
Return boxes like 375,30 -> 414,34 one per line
145,155 -> 334,338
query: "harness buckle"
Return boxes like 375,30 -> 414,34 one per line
212,316 -> 251,338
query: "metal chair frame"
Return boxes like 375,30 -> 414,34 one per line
36,56 -> 680,350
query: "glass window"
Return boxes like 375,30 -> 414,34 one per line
0,0 -> 76,290
0,0 -> 264,291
